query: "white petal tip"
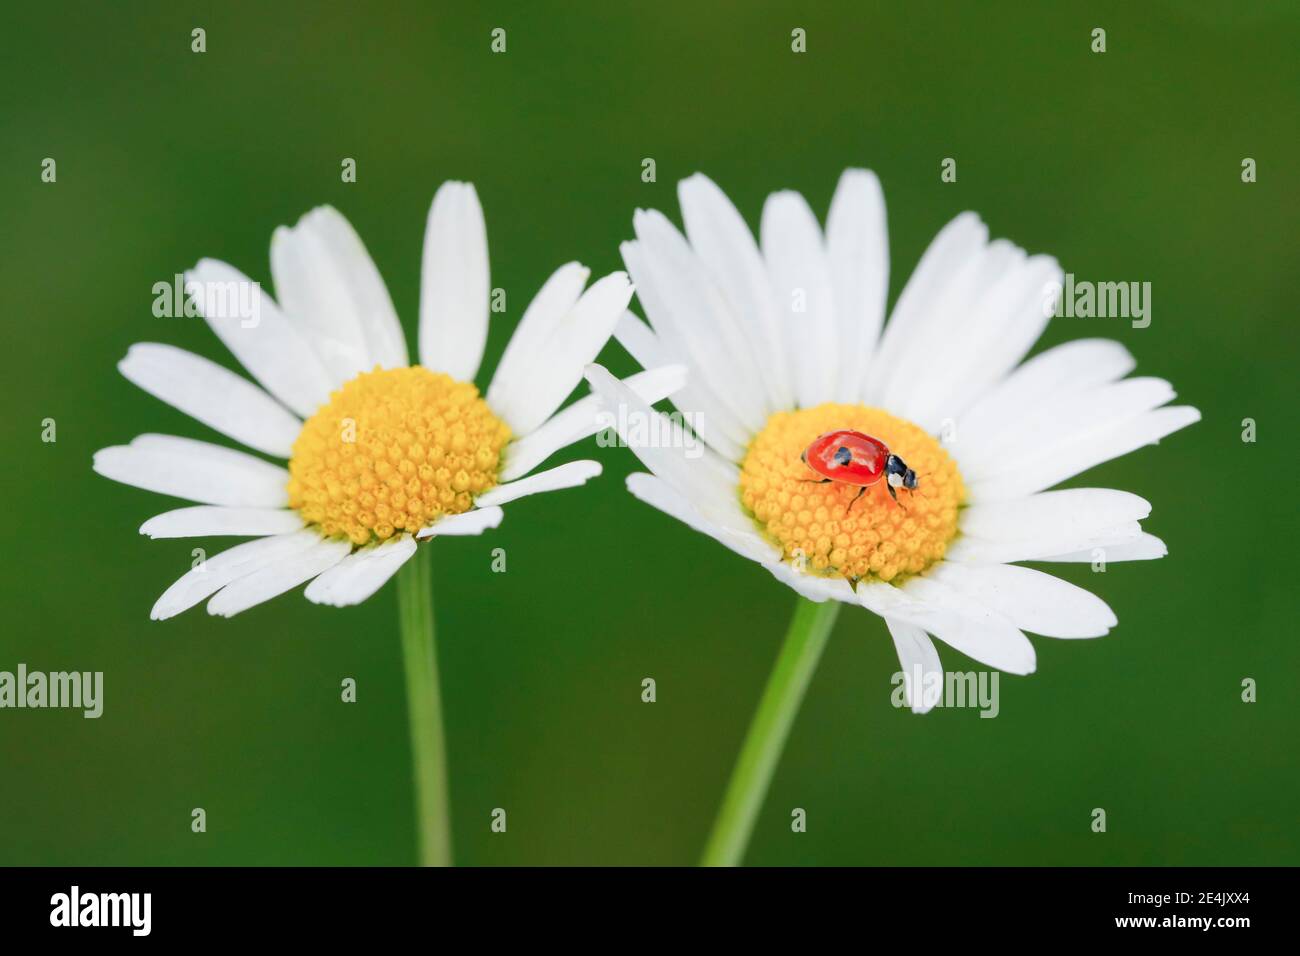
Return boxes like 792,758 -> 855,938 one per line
433,180 -> 478,203
842,166 -> 881,182
303,203 -> 340,221
302,589 -> 345,608
583,363 -> 614,389
90,447 -> 125,476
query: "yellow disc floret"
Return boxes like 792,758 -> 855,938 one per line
287,366 -> 511,545
739,404 -> 964,583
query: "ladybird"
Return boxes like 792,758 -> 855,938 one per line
801,429 -> 919,511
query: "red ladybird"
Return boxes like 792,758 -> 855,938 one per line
801,429 -> 919,511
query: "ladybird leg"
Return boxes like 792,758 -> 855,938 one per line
886,483 -> 907,511
800,478 -> 833,484
845,486 -> 868,513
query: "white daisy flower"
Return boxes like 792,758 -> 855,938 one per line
94,181 -> 677,619
94,182 -> 681,866
586,169 -> 1199,864
591,168 -> 1199,708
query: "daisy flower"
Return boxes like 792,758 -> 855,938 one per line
93,181 -> 677,864
585,169 -> 1199,865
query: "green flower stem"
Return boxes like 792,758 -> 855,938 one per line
396,544 -> 452,867
700,596 -> 841,867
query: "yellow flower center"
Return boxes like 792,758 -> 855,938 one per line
287,366 -> 511,545
739,404 -> 965,583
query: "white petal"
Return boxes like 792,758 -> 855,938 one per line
826,169 -> 889,402
959,488 -> 1151,546
94,434 -> 290,507
150,529 -> 320,620
611,307 -> 666,369
885,619 -> 944,714
949,523 -> 1145,565
612,308 -> 748,461
625,472 -> 779,565
270,208 -> 381,383
878,235 -> 1024,418
584,364 -> 743,524
960,376 -> 1175,479
419,181 -> 489,381
118,343 -> 302,457
965,405 -> 1201,501
677,173 -> 794,411
618,252 -> 754,455
486,262 -> 590,419
1036,532 -> 1168,563
500,364 -> 686,482
140,506 -> 303,539
761,190 -> 838,407
902,252 -> 1062,432
304,535 -> 417,607
627,214 -> 767,432
282,206 -> 408,369
953,338 -> 1136,453
903,578 -> 1038,676
763,561 -> 857,603
415,506 -> 504,540
475,460 -> 601,508
857,578 -> 1037,675
864,212 -> 988,405
485,272 -> 633,435
928,562 -> 1116,638
185,259 -> 335,417
207,537 -> 351,617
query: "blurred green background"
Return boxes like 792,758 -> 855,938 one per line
1,1 -> 1296,866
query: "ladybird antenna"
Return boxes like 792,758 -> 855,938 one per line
905,470 -> 937,503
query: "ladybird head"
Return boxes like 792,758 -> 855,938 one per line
884,452 -> 919,490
